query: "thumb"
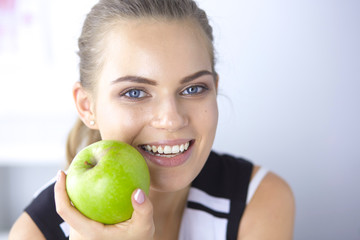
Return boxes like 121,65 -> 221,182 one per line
129,189 -> 154,235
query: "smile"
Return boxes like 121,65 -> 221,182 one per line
138,140 -> 194,167
141,141 -> 190,157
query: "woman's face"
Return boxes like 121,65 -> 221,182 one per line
92,19 -> 218,192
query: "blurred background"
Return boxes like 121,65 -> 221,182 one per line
0,0 -> 359,239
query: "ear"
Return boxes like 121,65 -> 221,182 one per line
73,82 -> 97,129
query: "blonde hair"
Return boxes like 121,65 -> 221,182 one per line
66,0 -> 216,165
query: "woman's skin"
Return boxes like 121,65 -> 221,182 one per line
9,19 -> 295,240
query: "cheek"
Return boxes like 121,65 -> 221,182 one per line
192,98 -> 218,134
96,103 -> 150,143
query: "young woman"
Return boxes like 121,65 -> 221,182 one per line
9,0 -> 295,239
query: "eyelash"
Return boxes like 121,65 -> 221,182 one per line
181,85 -> 209,96
120,88 -> 149,100
120,84 -> 209,101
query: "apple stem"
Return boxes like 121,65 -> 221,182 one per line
84,161 -> 95,168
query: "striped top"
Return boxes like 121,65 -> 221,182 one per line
25,151 -> 268,240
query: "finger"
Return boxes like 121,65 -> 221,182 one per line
54,170 -> 100,236
129,189 -> 154,235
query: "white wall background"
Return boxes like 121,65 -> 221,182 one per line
0,0 -> 359,239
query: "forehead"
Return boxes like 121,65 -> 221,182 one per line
106,18 -> 210,51
99,19 -> 212,80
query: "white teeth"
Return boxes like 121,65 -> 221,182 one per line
185,142 -> 189,150
143,141 -> 191,155
164,146 -> 172,154
172,145 -> 180,154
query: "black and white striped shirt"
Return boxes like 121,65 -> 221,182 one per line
26,151 -> 268,240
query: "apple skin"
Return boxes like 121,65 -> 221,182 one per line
66,140 -> 150,224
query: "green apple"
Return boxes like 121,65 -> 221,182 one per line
66,140 -> 150,224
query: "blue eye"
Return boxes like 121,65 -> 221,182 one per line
181,85 -> 207,95
124,89 -> 147,99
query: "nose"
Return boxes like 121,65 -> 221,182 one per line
150,98 -> 188,132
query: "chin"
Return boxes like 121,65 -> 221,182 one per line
148,168 -> 192,193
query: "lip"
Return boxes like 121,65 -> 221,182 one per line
141,139 -> 192,146
137,139 -> 194,167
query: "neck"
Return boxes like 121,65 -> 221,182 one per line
149,186 -> 190,240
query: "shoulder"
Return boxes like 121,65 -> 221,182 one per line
9,212 -> 46,240
11,178 -> 68,240
9,180 -> 55,240
238,166 -> 295,240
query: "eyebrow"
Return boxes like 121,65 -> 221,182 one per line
180,70 -> 214,84
111,70 -> 214,86
111,76 -> 157,86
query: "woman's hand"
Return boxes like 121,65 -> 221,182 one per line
54,171 -> 155,240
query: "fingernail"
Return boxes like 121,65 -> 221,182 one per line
134,189 -> 145,204
56,170 -> 62,182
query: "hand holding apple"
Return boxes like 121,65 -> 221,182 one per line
65,140 -> 150,224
